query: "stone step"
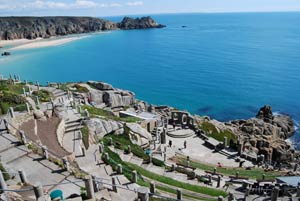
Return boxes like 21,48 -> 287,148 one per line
65,119 -> 82,125
65,126 -> 83,133
0,145 -> 29,164
65,122 -> 82,129
167,129 -> 195,138
129,156 -> 144,166
0,134 -> 20,153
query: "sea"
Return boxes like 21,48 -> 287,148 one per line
0,12 -> 299,146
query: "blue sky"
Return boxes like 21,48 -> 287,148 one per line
1,0 -> 300,16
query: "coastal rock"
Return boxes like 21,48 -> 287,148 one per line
1,52 -> 11,56
126,123 -> 152,147
103,90 -> 135,108
33,110 -> 47,121
199,105 -> 295,162
86,118 -> 124,139
0,16 -> 165,40
88,81 -> 113,90
117,16 -> 166,30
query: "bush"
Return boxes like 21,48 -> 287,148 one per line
32,89 -> 52,102
81,125 -> 89,149
74,84 -> 89,93
152,158 -> 165,167
0,162 -> 10,181
201,122 -> 237,146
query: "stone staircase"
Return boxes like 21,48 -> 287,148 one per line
0,130 -> 82,199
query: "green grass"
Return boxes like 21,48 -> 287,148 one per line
102,133 -> 165,166
103,146 -> 223,200
0,162 -> 10,181
81,125 -> 89,149
74,84 -> 89,93
0,81 -> 27,115
200,122 -> 237,146
32,89 -> 52,102
176,156 -> 282,180
82,105 -> 141,123
0,80 -> 24,95
126,162 -> 227,197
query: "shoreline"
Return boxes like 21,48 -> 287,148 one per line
0,35 -> 91,51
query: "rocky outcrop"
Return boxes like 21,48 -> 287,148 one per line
86,118 -> 123,139
197,105 -> 296,162
126,123 -> 152,147
86,81 -> 136,109
0,16 -> 165,40
117,16 -> 166,30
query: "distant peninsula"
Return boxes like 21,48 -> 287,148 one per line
0,16 -> 165,40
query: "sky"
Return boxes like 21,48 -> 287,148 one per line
1,0 -> 300,16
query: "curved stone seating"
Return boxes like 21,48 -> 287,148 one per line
167,129 -> 195,138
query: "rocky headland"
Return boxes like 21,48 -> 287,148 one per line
195,105 -> 296,163
0,16 -> 165,40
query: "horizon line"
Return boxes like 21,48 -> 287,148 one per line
1,10 -> 300,18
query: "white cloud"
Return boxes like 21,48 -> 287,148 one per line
74,0 -> 97,9
0,0 -> 126,11
126,1 -> 143,6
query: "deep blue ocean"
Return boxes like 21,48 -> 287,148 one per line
0,12 -> 299,144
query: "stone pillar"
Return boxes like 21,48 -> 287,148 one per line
104,153 -> 109,164
294,163 -> 298,172
117,164 -> 123,174
217,196 -> 224,201
217,175 -> 221,188
35,96 -> 40,106
164,153 -> 166,162
36,81 -> 40,91
20,131 -> 27,145
99,143 -> 104,154
9,107 -> 15,118
296,182 -> 300,197
33,183 -> 44,200
160,129 -> 166,144
108,137 -> 113,146
137,187 -> 149,201
62,158 -> 70,171
176,189 -> 182,201
91,175 -> 99,193
150,181 -> 155,195
0,170 -> 7,191
42,146 -> 49,159
271,187 -> 279,201
112,177 -> 117,192
22,88 -> 26,96
171,164 -> 176,172
127,145 -> 131,154
228,193 -> 234,201
149,155 -> 152,164
85,109 -> 90,118
223,137 -> 227,148
81,146 -> 86,157
26,103 -> 30,113
84,176 -> 95,200
3,119 -> 9,131
18,169 -> 28,184
78,106 -> 82,113
208,175 -> 212,184
131,170 -> 137,183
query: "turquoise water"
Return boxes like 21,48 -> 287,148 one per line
0,12 -> 299,143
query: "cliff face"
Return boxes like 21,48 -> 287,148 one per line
0,16 -> 165,40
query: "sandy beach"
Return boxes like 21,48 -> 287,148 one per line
0,35 -> 89,50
